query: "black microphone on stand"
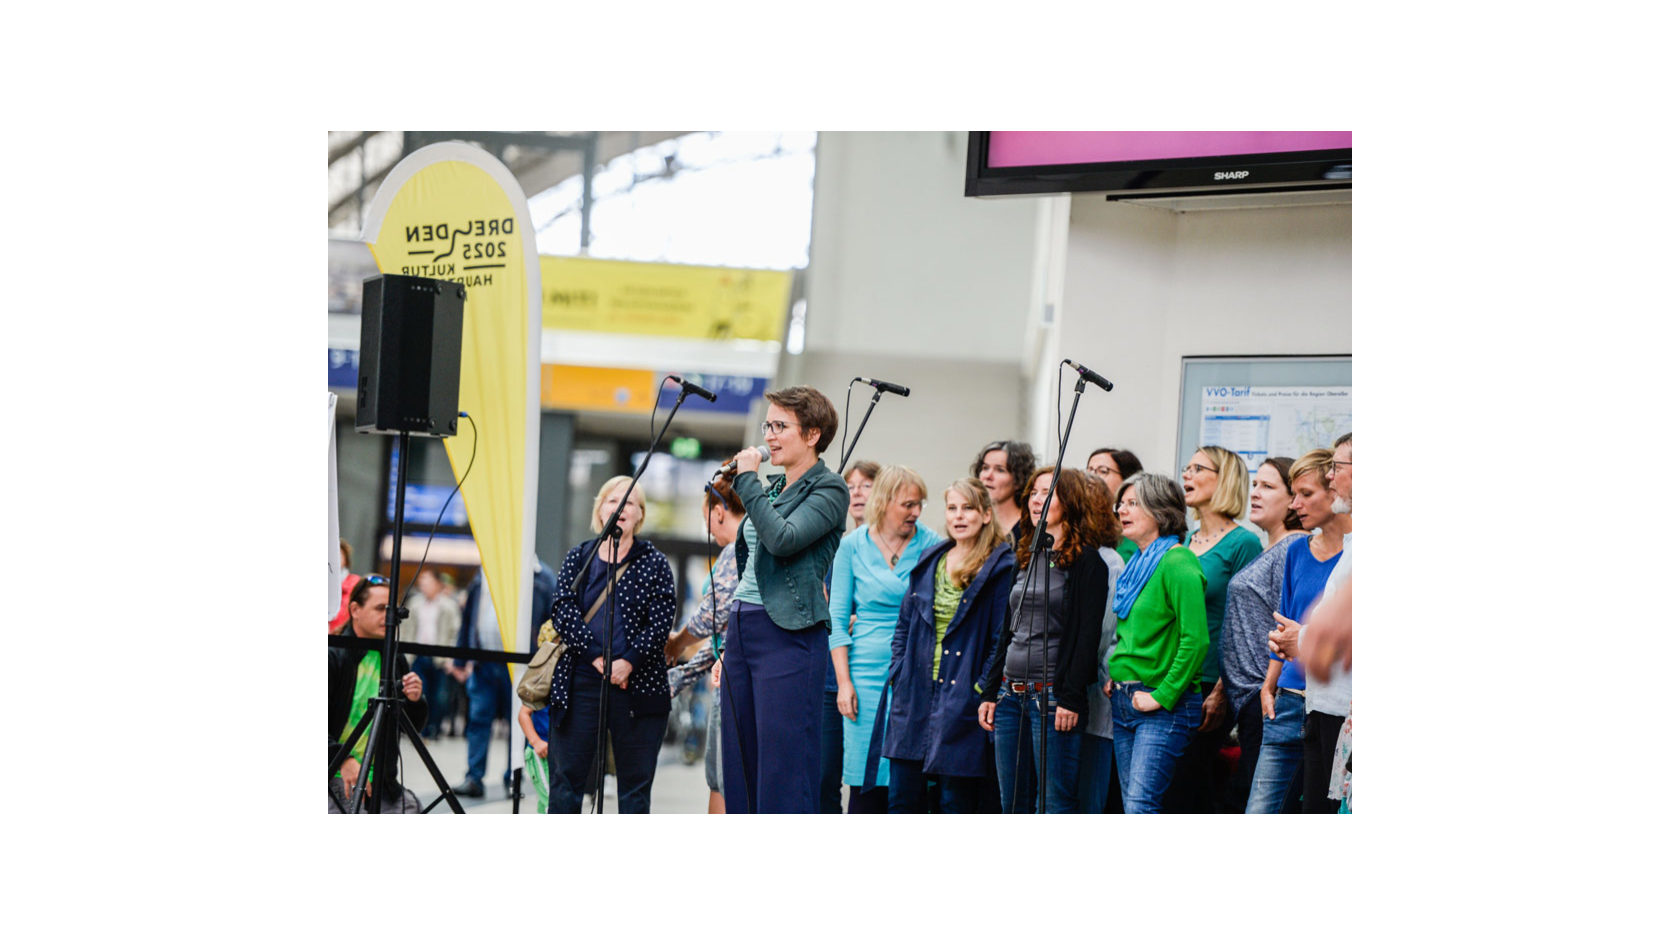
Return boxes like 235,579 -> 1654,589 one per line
1061,359 -> 1113,392
713,445 -> 771,479
853,376 -> 910,397
670,375 -> 719,402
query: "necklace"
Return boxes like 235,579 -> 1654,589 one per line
878,528 -> 910,567
1193,522 -> 1232,547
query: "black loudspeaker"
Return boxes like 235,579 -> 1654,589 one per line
355,274 -> 466,437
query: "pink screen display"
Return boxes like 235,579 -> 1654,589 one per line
986,131 -> 1352,168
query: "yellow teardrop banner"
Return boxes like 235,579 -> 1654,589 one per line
360,143 -> 540,676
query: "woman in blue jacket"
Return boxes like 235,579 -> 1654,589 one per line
879,478 -> 1015,813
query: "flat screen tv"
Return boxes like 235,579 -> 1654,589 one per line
965,131 -> 1351,199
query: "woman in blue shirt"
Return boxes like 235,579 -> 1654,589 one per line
1246,449 -> 1348,814
829,465 -> 941,813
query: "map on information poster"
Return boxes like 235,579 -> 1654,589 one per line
1198,386 -> 1351,473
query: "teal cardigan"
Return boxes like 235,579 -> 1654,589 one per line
731,460 -> 850,632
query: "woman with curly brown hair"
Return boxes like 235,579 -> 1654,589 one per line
976,466 -> 1112,813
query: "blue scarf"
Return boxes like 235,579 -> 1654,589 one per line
1111,535 -> 1181,620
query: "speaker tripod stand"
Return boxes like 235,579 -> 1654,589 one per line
330,431 -> 466,814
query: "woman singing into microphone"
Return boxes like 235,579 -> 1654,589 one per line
719,386 -> 850,813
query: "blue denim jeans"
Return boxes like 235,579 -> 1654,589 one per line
1245,689 -> 1306,814
1110,683 -> 1203,814
464,665 -> 511,783
992,688 -> 1082,814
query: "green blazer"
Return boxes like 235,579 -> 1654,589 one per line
732,460 -> 850,632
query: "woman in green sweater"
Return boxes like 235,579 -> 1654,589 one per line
1107,472 -> 1209,814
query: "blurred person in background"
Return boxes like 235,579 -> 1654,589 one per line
972,440 -> 1036,544
977,467 -> 1111,814
400,568 -> 460,739
329,539 -> 359,633
1166,445 -> 1261,812
829,465 -> 941,813
1106,472 -> 1207,814
1217,456 -> 1309,812
666,480 -> 747,814
1246,449 -> 1347,814
451,558 -> 559,799
545,476 -> 676,814
879,478 -> 1014,813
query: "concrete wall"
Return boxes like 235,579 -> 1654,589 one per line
783,131 -> 1051,494
1037,195 -> 1353,477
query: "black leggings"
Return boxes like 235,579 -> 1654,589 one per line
1302,710 -> 1346,814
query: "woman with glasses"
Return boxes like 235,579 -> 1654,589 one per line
1086,447 -> 1144,563
977,467 -> 1112,813
1218,456 -> 1309,812
971,440 -> 1036,544
1107,472 -> 1208,813
719,386 -> 851,813
878,477 -> 1015,813
545,476 -> 676,814
1167,445 -> 1263,811
828,465 -> 941,813
1246,449 -> 1348,814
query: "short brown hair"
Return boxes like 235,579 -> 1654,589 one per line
843,460 -> 880,482
765,386 -> 840,454
971,440 -> 1036,509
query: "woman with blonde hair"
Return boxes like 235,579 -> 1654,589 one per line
1168,444 -> 1263,811
828,464 -> 942,812
879,478 -> 1017,813
545,475 -> 676,813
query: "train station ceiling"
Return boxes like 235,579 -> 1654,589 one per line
327,131 -> 690,234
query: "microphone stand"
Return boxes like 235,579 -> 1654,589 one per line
574,378 -> 696,813
837,385 -> 885,471
1016,370 -> 1094,813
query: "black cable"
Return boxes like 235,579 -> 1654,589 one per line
391,411 -> 476,812
839,379 -> 859,465
399,412 -> 479,605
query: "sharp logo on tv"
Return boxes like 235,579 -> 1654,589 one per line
1213,170 -> 1250,181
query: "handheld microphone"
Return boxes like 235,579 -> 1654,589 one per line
714,445 -> 771,478
670,375 -> 718,403
854,376 -> 911,397
1062,359 -> 1113,392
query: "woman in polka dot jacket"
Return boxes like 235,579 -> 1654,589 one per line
545,475 -> 677,814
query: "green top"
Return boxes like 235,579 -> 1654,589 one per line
339,651 -> 382,766
1108,545 -> 1208,711
1191,526 -> 1263,684
930,553 -> 962,680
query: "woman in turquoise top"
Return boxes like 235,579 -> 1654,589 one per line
1167,445 -> 1262,812
829,465 -> 941,813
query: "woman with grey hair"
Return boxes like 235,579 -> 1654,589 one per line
1105,472 -> 1210,813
